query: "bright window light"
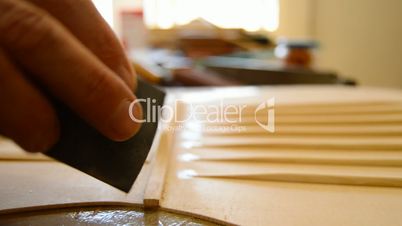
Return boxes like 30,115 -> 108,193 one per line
92,0 -> 114,29
143,0 -> 279,32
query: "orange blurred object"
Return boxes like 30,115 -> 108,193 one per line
285,48 -> 313,67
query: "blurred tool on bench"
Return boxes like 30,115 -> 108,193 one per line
124,19 -> 355,87
130,47 -> 355,87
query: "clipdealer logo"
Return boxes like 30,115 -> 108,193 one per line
128,98 -> 275,133
254,97 -> 275,132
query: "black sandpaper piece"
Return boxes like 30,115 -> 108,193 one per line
46,79 -> 165,192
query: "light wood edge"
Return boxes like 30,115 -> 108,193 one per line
143,95 -> 177,209
192,157 -> 402,167
143,130 -> 172,208
195,174 -> 402,188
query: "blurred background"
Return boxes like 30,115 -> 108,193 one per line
93,0 -> 402,88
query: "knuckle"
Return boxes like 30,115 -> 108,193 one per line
83,67 -> 114,105
0,1 -> 54,51
96,39 -> 126,68
102,47 -> 124,64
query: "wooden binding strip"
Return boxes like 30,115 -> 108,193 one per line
180,154 -> 402,167
143,130 -> 172,208
195,125 -> 402,136
240,101 -> 402,114
183,136 -> 402,150
202,114 -> 402,126
195,173 -> 402,188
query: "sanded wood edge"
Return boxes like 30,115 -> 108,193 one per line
143,129 -> 173,209
144,95 -> 177,209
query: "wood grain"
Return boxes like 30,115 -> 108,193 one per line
159,86 -> 402,225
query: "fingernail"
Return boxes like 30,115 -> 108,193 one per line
108,98 -> 143,141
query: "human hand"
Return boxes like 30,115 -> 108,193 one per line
0,0 -> 143,152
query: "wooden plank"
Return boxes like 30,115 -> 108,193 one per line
0,162 -> 128,212
0,154 -> 157,213
160,86 -> 402,225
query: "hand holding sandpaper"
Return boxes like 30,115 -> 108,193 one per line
0,0 -> 143,152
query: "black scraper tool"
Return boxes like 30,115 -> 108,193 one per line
46,79 -> 165,192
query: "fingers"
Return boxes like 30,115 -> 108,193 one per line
0,49 -> 59,152
0,0 -> 142,142
26,0 -> 136,90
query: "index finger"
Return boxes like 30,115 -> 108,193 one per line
26,0 -> 137,90
0,0 -> 142,142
